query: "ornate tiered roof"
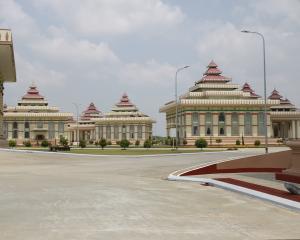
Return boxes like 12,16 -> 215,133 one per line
268,89 -> 283,100
241,82 -> 260,98
81,102 -> 102,120
196,60 -> 231,84
116,93 -> 135,107
22,83 -> 44,100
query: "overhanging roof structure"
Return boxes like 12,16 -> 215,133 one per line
0,29 -> 16,82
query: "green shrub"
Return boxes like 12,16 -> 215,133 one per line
23,140 -> 32,147
143,139 -> 152,149
107,141 -> 112,146
9,140 -> 16,148
89,140 -> 94,144
182,139 -> 188,145
195,138 -> 208,150
79,140 -> 86,148
236,139 -> 241,145
94,141 -> 99,147
119,139 -> 130,149
216,139 -> 222,144
116,140 -> 120,145
99,138 -> 107,150
254,140 -> 261,146
59,136 -> 68,146
135,140 -> 140,146
41,140 -> 49,147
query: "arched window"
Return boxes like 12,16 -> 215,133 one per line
191,112 -> 199,136
205,113 -> 213,136
218,112 -> 226,136
231,113 -> 239,136
258,112 -> 265,136
244,112 -> 252,136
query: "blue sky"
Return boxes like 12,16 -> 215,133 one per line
1,0 -> 300,136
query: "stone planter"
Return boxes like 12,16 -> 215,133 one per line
283,140 -> 300,194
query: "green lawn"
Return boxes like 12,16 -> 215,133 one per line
69,148 -> 215,155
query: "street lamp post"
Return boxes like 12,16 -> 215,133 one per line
175,66 -> 190,149
241,30 -> 268,154
72,103 -> 80,147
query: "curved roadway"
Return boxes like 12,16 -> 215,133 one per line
0,148 -> 299,239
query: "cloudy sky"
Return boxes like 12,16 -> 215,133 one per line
1,0 -> 299,136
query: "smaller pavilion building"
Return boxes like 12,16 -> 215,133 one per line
94,93 -> 155,144
4,84 -> 73,145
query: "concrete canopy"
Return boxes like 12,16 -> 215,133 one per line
0,29 -> 16,82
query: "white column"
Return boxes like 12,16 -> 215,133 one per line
292,121 -> 296,139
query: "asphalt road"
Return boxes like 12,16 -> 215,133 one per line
0,148 -> 299,239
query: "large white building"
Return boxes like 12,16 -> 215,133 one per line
160,61 -> 300,145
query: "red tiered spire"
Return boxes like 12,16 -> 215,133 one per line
197,60 -> 231,83
268,89 -> 283,100
116,93 -> 135,107
22,83 -> 44,100
242,82 -> 260,98
81,102 -> 101,120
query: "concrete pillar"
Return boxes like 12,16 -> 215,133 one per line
292,120 -> 296,139
185,113 -> 192,137
142,125 -> 146,140
296,121 -> 300,139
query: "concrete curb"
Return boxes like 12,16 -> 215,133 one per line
168,174 -> 300,211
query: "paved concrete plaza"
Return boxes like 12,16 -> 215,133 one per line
0,148 -> 299,239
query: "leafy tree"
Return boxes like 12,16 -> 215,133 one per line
135,140 -> 140,147
119,139 -> 130,150
59,136 -> 68,146
41,140 -> 49,147
9,140 -> 16,148
254,140 -> 261,146
195,138 -> 208,150
143,139 -> 152,149
99,138 -> 107,150
79,140 -> 86,148
23,140 -> 32,147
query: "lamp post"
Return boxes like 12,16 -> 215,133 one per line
175,66 -> 190,149
72,103 -> 79,147
241,30 -> 268,154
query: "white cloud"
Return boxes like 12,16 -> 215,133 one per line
32,0 -> 184,36
121,60 -> 176,86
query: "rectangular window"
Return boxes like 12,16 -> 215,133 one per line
122,125 -> 126,140
48,122 -> 55,139
3,122 -> 8,139
114,126 -> 119,140
37,121 -> 43,129
205,113 -> 213,136
99,126 -> 103,139
231,113 -> 239,136
106,126 -> 111,140
138,125 -> 143,139
130,125 -> 135,139
58,122 -> 64,133
258,112 -> 265,136
244,112 -> 252,136
12,122 -> 18,139
191,112 -> 199,136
